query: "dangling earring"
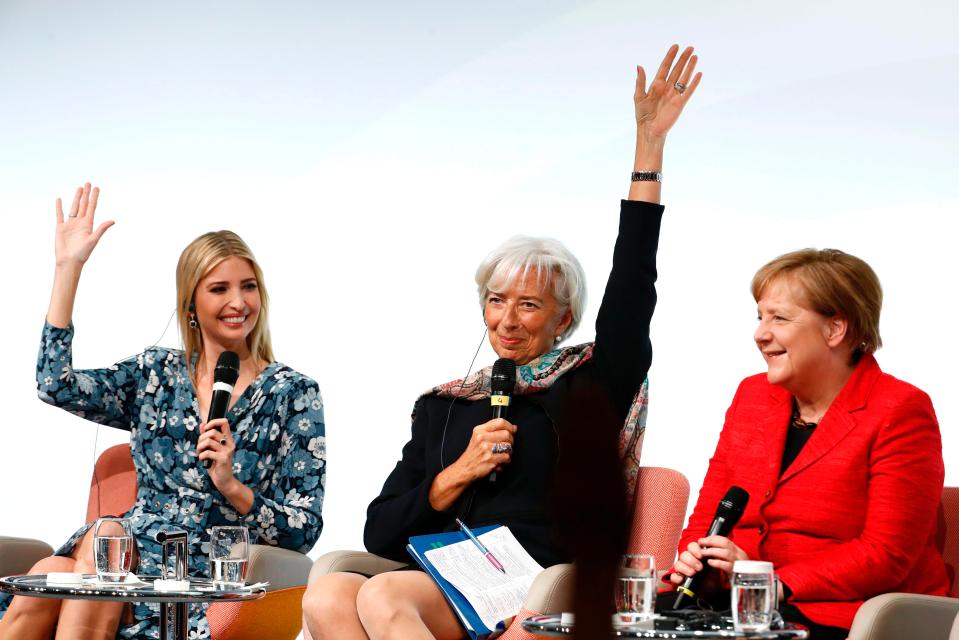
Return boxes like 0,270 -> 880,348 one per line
189,315 -> 198,330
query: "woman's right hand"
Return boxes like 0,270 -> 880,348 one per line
428,418 -> 516,511
670,540 -> 706,584
453,418 -> 517,482
55,182 -> 114,268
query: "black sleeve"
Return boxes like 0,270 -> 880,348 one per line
363,398 -> 451,561
591,199 -> 664,417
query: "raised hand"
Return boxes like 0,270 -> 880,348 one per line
634,44 -> 702,141
55,182 -> 114,267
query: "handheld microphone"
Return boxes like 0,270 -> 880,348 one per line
672,485 -> 749,609
488,358 -> 516,482
203,351 -> 240,469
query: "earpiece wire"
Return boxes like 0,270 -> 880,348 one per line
439,326 -> 488,470
91,307 -> 178,519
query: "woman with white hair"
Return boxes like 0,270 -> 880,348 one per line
302,44 -> 702,640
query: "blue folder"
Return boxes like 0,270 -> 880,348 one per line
406,525 -> 508,640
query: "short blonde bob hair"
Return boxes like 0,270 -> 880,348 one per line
475,235 -> 586,344
176,230 -> 274,382
751,248 -> 882,364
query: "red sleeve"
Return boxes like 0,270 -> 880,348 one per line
675,380 -> 746,557
777,391 -> 943,601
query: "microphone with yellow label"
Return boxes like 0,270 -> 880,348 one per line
489,358 -> 516,482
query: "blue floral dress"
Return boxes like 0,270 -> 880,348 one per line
0,322 -> 326,638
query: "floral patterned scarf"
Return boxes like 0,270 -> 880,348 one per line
422,342 -> 648,509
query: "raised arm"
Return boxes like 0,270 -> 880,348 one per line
47,182 -> 115,328
592,46 -> 702,414
629,44 -> 702,204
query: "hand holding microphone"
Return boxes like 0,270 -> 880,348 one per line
428,358 -> 517,511
671,486 -> 750,609
200,351 -> 239,470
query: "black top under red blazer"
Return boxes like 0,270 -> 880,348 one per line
679,355 -> 951,629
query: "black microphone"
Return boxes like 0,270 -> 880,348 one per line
488,358 -> 516,482
672,485 -> 750,609
203,351 -> 240,469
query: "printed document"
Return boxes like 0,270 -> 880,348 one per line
424,527 -> 544,630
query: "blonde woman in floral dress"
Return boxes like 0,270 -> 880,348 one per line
0,185 -> 325,640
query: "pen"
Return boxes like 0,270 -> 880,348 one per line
456,518 -> 506,574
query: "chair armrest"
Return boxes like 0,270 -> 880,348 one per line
522,563 -> 575,615
247,544 -> 313,590
848,593 -> 959,640
0,536 -> 54,577
308,550 -> 408,584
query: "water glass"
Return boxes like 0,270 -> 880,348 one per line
615,554 -> 656,623
209,526 -> 250,588
93,517 -> 134,583
731,560 -> 776,632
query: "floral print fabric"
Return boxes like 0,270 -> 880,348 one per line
0,322 -> 325,638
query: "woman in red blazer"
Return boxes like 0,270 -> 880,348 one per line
669,249 -> 950,638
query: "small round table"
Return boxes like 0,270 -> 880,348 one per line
0,574 -> 265,640
521,613 -> 810,638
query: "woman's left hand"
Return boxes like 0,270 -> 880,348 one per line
198,418 -> 237,490
697,534 -> 750,577
634,44 -> 702,141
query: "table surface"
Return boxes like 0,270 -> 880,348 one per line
521,613 -> 810,638
0,574 -> 266,604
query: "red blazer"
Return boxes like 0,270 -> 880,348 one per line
678,354 -> 950,629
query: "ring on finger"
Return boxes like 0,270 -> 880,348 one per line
673,81 -> 687,94
491,442 -> 512,454
220,438 -> 228,446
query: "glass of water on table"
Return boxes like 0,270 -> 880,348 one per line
616,553 -> 656,623
732,560 -> 777,632
93,517 -> 134,583
210,526 -> 250,588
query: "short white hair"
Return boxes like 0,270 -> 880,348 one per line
474,235 -> 587,344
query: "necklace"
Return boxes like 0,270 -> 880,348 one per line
790,401 -> 819,432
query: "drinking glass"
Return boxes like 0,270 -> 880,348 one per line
615,553 -> 656,623
731,560 -> 776,632
209,526 -> 250,588
92,517 -> 134,583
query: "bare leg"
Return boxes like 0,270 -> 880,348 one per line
0,555 -> 76,640
302,572 -> 369,640
53,528 -> 128,640
356,571 -> 466,640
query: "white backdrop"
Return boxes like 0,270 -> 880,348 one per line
1,0 -> 956,566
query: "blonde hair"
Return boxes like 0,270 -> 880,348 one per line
751,248 -> 882,364
176,231 -> 274,382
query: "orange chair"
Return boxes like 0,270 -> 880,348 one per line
304,465 -> 690,640
0,444 -> 312,640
